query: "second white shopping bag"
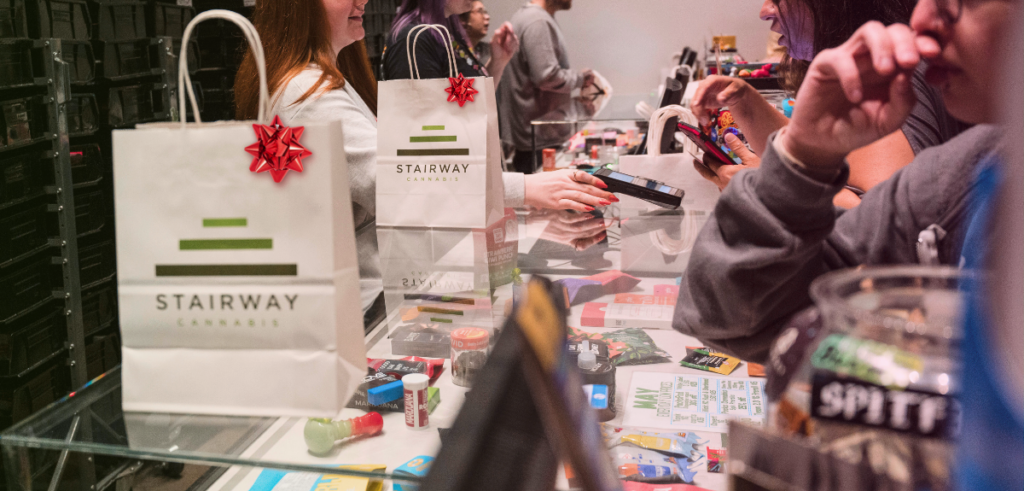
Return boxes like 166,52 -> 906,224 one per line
377,24 -> 505,228
113,11 -> 366,417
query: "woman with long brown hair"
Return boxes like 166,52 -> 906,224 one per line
235,0 -> 384,316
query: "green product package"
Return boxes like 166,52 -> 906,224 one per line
427,386 -> 440,414
810,333 -> 924,388
570,327 -> 672,366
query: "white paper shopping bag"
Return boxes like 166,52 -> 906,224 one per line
376,25 -> 504,228
618,105 -> 720,212
113,11 -> 365,417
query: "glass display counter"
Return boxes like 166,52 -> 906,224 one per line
1,190 -> 752,491
529,93 -> 659,169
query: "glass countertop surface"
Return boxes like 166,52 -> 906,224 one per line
1,192 -> 740,488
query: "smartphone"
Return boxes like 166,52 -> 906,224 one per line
678,122 -> 743,165
593,168 -> 683,209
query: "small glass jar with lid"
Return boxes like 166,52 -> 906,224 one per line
450,327 -> 490,387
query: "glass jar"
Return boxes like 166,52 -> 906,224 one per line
771,266 -> 963,490
450,327 -> 489,387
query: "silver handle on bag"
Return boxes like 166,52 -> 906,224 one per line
647,105 -> 698,157
406,24 -> 457,80
177,10 -> 270,126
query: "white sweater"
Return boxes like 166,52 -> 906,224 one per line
272,66 -> 525,313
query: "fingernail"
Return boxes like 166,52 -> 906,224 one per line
595,180 -> 608,189
599,200 -> 611,206
609,196 -> 620,202
584,206 -> 594,212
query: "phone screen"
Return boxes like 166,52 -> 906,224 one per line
679,123 -> 742,165
602,171 -> 681,196
606,171 -> 637,183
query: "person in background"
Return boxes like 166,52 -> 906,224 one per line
690,0 -> 969,208
497,0 -> 596,174
673,0 -> 1012,361
383,0 -> 515,82
459,1 -> 491,65
382,0 -> 617,213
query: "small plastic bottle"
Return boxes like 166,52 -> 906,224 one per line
542,148 -> 557,172
578,346 -> 616,421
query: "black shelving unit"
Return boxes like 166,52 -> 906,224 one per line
0,0 -> 188,489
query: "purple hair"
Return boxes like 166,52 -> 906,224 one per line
389,0 -> 470,49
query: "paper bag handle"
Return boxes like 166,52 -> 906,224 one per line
647,105 -> 698,157
177,10 -> 270,126
406,24 -> 457,79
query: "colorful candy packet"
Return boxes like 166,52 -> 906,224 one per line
603,425 -> 708,459
613,448 -> 699,484
679,347 -> 740,375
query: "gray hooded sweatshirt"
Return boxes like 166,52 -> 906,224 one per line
672,124 -> 1001,362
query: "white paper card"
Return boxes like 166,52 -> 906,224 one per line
622,371 -> 766,431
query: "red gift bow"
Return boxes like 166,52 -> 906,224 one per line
445,74 -> 478,107
245,115 -> 313,183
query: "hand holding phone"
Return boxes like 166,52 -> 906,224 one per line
678,122 -> 743,165
593,169 -> 683,209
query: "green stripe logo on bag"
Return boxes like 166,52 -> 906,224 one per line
154,217 -> 297,277
397,124 -> 469,156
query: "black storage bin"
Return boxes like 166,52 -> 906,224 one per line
1,95 -> 51,152
0,356 -> 71,429
0,39 -> 35,89
61,40 -> 95,84
27,0 -> 91,41
91,0 -> 145,41
81,281 -> 114,337
192,0 -> 252,15
199,85 -> 231,120
0,201 -> 54,265
0,251 -> 59,322
0,148 -> 55,209
168,36 -> 198,75
73,186 -> 106,236
0,302 -> 65,377
69,141 -> 101,185
194,18 -> 243,69
100,82 -> 169,127
95,38 -> 161,80
0,0 -> 30,38
66,92 -> 98,135
146,0 -> 191,38
85,330 -> 117,380
77,237 -> 114,287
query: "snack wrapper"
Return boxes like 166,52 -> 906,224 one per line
613,448 -> 699,484
603,425 -> 708,459
679,347 -> 740,375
